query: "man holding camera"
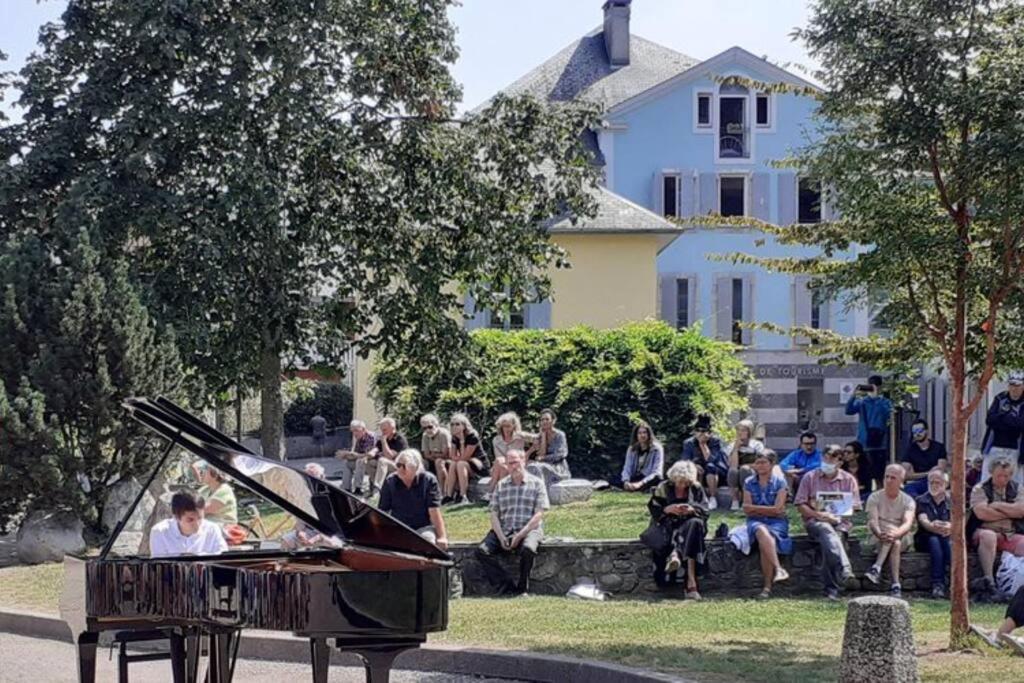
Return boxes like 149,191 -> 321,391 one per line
845,375 -> 893,492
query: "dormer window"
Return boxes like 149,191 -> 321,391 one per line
756,93 -> 770,127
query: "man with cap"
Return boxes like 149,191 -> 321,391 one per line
983,371 -> 1024,485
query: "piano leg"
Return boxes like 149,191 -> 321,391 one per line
207,631 -> 236,683
310,637 -> 331,683
75,632 -> 99,683
169,630 -> 187,683
185,629 -> 202,683
353,647 -> 405,683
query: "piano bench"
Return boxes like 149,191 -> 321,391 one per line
111,629 -> 173,683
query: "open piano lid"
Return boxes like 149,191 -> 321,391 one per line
121,396 -> 450,562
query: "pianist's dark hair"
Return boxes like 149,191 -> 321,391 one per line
171,491 -> 206,518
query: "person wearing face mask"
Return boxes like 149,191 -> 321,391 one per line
982,371 -> 1024,485
794,444 -> 862,601
914,469 -> 952,599
900,419 -> 948,497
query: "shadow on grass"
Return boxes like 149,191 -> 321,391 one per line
533,639 -> 839,683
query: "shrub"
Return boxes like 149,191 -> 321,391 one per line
372,321 -> 752,481
283,381 -> 354,435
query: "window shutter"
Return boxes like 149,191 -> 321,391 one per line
652,171 -> 665,215
714,276 -> 732,340
524,299 -> 552,330
817,294 -> 831,332
687,277 -> 698,329
464,293 -> 490,330
752,173 -> 770,222
659,275 -> 678,327
699,173 -> 717,215
793,275 -> 811,345
777,172 -> 797,226
822,185 -> 838,221
679,172 -> 696,218
742,276 -> 755,346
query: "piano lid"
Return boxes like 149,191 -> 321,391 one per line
120,396 -> 450,562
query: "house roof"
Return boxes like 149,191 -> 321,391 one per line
471,27 -> 699,114
546,185 -> 680,234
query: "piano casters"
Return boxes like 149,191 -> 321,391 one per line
75,631 -> 99,683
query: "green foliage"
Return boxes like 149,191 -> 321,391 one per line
0,231 -> 185,535
373,321 -> 751,480
283,381 -> 353,436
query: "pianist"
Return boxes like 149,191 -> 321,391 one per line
149,491 -> 228,558
378,449 -> 449,550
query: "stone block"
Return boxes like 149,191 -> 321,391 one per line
547,478 -> 594,506
468,478 -> 491,503
840,596 -> 919,683
17,511 -> 86,564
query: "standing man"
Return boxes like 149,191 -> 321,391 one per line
310,412 -> 327,457
794,444 -> 861,601
780,431 -> 822,494
845,375 -> 893,491
366,417 -> 408,495
378,449 -> 448,550
982,371 -> 1024,485
420,413 -> 452,489
864,464 -> 916,596
900,418 -> 947,497
681,415 -> 729,510
335,419 -> 376,494
476,450 -> 549,596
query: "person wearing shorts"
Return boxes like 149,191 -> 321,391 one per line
969,455 -> 1024,597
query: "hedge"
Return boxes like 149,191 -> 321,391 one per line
372,321 -> 752,481
283,381 -> 354,435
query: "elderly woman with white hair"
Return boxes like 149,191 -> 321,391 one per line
643,459 -> 709,599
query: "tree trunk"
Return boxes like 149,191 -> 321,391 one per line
260,347 -> 284,460
948,375 -> 970,646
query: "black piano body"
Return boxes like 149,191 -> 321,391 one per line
61,397 -> 451,683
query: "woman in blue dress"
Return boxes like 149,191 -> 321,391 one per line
743,449 -> 791,599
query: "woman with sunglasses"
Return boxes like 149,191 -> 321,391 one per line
841,440 -> 872,501
445,413 -> 489,505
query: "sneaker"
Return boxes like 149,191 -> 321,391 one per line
708,496 -> 718,511
685,589 -> 702,601
931,584 -> 947,600
825,588 -> 841,602
998,633 -> 1024,656
864,565 -> 882,585
890,583 -> 902,597
730,499 -> 741,512
841,570 -> 859,590
440,495 -> 453,505
970,624 -> 1002,649
773,567 -> 790,584
757,589 -> 772,600
665,552 -> 682,574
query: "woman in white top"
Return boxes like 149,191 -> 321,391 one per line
726,419 -> 766,511
490,411 -> 528,492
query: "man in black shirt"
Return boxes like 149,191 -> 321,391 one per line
378,449 -> 448,550
983,371 -> 1024,485
901,419 -> 947,497
367,417 -> 409,495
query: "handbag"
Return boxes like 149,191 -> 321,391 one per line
996,552 -> 1024,598
639,519 -> 671,552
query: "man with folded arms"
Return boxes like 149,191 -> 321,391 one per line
335,419 -> 376,494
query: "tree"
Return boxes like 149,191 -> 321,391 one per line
0,230 -> 184,535
726,0 -> 1024,645
1,0 -> 599,459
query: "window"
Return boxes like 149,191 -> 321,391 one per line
662,175 -> 678,217
675,278 -> 690,329
720,176 -> 745,217
798,178 -> 822,224
756,93 -> 770,127
489,307 -> 524,331
697,93 -> 711,127
731,277 -> 744,344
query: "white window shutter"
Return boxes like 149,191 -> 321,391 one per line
699,173 -> 717,215
793,275 -> 811,345
687,277 -> 698,329
652,171 -> 665,215
524,300 -> 552,330
679,172 -> 696,218
715,276 -> 732,341
659,275 -> 678,327
742,277 -> 755,346
752,173 -> 770,222
777,172 -> 797,226
464,293 -> 490,330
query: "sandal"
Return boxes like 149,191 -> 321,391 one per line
665,552 -> 681,574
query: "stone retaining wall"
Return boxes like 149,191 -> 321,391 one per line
451,537 -> 983,598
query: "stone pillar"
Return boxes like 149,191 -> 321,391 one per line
840,596 -> 919,683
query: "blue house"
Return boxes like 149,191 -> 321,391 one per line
473,0 -> 882,448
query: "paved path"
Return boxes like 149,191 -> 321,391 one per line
0,633 -> 527,683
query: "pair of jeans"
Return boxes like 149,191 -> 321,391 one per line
805,519 -> 853,591
924,533 -> 951,586
475,528 -> 543,593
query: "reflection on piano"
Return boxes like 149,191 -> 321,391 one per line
60,397 -> 450,683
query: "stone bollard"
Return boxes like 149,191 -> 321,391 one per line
840,596 -> 919,683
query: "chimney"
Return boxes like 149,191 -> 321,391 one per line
603,0 -> 631,68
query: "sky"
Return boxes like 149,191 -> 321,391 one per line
1,0 -> 818,115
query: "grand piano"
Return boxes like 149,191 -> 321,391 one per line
59,397 -> 451,683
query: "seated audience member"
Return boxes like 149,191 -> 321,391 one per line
444,413 -> 488,504
968,455 -> 1024,598
841,440 -> 872,502
646,460 -> 708,599
378,449 -> 448,550
795,444 -> 861,601
527,408 -> 571,487
475,450 -> 549,596
780,431 -> 823,493
196,464 -> 238,526
419,413 -> 451,490
621,421 -> 665,492
864,464 -> 916,596
280,463 -> 329,550
150,492 -> 227,558
681,414 -> 728,510
335,419 -> 376,494
743,449 -> 791,599
970,586 -> 1024,655
901,419 -> 948,497
491,412 -> 528,492
966,452 -> 984,500
726,418 -> 765,511
366,417 -> 409,495
981,371 -> 1024,485
915,469 -> 952,599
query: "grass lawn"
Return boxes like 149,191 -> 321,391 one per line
0,563 -> 1016,682
442,490 -> 870,543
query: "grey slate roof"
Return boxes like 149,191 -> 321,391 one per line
546,185 -> 680,234
471,27 -> 699,114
